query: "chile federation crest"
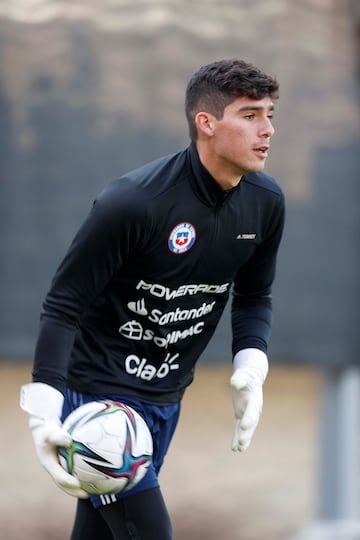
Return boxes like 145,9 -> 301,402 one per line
168,222 -> 196,254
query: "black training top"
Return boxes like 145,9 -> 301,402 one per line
33,143 -> 285,404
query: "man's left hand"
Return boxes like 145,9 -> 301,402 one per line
230,349 -> 268,452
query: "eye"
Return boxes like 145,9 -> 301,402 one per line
243,114 -> 255,120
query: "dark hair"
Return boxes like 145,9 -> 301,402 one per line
185,59 -> 279,141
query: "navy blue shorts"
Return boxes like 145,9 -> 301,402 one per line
61,389 -> 180,508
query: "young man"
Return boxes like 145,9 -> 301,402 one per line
20,59 -> 285,540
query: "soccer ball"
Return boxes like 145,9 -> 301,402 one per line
58,400 -> 153,495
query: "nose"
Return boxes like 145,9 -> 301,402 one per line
260,116 -> 275,138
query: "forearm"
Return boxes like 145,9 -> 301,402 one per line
32,315 -> 77,393
231,294 -> 272,355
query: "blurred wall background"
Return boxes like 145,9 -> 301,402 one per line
0,0 -> 359,367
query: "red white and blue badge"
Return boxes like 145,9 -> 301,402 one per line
168,222 -> 196,254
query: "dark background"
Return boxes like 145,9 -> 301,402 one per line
0,2 -> 359,364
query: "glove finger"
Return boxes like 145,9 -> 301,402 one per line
53,478 -> 89,499
231,420 -> 254,452
230,371 -> 250,391
41,452 -> 82,489
48,461 -> 89,498
46,427 -> 72,448
55,482 -> 89,499
231,421 -> 242,452
238,388 -> 262,429
240,403 -> 261,431
51,463 -> 81,488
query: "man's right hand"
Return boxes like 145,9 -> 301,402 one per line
20,383 -> 88,498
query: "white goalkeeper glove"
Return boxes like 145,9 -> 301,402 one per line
20,382 -> 88,498
230,348 -> 268,452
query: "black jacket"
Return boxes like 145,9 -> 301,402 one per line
33,143 -> 285,404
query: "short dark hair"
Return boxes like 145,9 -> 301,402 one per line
185,59 -> 279,141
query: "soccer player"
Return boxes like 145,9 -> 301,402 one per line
20,58 -> 285,540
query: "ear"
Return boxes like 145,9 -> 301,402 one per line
195,112 -> 215,137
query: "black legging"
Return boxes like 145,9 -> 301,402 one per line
70,488 -> 173,540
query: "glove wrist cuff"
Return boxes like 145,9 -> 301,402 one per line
20,382 -> 64,420
232,348 -> 268,384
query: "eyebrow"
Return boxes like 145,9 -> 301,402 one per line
238,104 -> 274,112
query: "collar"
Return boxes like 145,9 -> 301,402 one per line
187,142 -> 240,207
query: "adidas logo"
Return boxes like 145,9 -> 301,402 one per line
236,233 -> 256,240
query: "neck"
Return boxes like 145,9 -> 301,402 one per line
195,142 -> 242,190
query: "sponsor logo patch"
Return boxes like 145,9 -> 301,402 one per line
168,222 -> 196,254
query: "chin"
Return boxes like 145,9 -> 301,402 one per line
245,163 -> 265,174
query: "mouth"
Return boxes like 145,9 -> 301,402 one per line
253,145 -> 269,159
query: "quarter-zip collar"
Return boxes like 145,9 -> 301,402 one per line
187,142 -> 241,207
